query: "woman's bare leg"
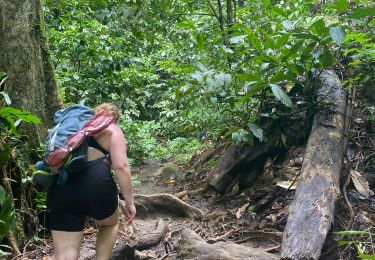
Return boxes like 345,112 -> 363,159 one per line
51,230 -> 83,260
95,207 -> 119,260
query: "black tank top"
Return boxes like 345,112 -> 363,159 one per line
88,136 -> 109,155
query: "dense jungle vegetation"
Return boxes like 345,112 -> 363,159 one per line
0,0 -> 374,258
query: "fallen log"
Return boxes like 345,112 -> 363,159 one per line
281,70 -> 347,259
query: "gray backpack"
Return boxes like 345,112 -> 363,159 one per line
33,104 -> 94,187
44,104 -> 93,158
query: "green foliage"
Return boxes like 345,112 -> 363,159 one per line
0,107 -> 41,134
0,194 -> 15,240
363,107 -> 375,121
336,230 -> 375,258
0,95 -> 41,167
323,1 -> 375,90
161,162 -> 180,179
43,0 -> 373,150
120,119 -> 161,161
0,185 -> 15,257
33,191 -> 47,213
120,118 -> 209,163
0,93 -> 42,254
164,137 -> 208,163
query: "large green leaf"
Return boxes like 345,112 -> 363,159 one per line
0,197 -> 15,240
274,33 -> 290,49
270,84 -> 293,108
358,255 -> 375,260
248,123 -> 264,142
272,6 -> 287,17
0,144 -> 11,167
294,33 -> 319,41
229,35 -> 247,44
0,107 -> 41,125
0,186 -> 5,206
347,7 -> 375,19
319,49 -> 336,68
326,0 -> 350,12
310,19 -> 329,37
335,230 -> 370,235
284,40 -> 304,60
329,26 -> 345,46
196,33 -> 205,51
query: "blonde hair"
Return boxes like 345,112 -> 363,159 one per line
94,103 -> 121,122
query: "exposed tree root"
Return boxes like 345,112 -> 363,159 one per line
174,186 -> 208,199
134,218 -> 169,250
172,228 -> 279,260
111,194 -> 205,259
111,218 -> 169,259
133,193 -> 204,219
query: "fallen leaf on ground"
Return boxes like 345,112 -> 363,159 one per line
235,203 -> 250,219
350,170 -> 374,199
276,180 -> 297,190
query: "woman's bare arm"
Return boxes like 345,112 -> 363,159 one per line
108,124 -> 136,220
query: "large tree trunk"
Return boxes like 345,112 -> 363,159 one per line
0,0 -> 62,254
281,70 -> 347,259
0,0 -> 62,137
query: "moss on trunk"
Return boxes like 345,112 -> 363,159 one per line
0,0 -> 62,253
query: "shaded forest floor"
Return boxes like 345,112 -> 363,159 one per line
15,96 -> 375,260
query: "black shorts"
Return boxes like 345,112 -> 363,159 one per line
47,162 -> 118,232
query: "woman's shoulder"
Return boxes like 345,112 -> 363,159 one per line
106,123 -> 123,132
105,123 -> 125,138
94,123 -> 122,138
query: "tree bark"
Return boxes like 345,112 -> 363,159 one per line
281,70 -> 347,259
0,0 -> 62,253
226,0 -> 233,26
0,0 -> 62,138
216,0 -> 228,45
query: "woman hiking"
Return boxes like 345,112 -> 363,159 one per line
47,103 -> 136,260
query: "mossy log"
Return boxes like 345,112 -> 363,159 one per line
281,70 -> 347,259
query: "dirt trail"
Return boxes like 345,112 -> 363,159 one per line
24,158 -> 282,259
134,159 -> 169,195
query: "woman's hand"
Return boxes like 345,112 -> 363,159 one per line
125,203 -> 136,221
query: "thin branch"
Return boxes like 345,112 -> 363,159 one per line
0,76 -> 8,88
206,0 -> 220,23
